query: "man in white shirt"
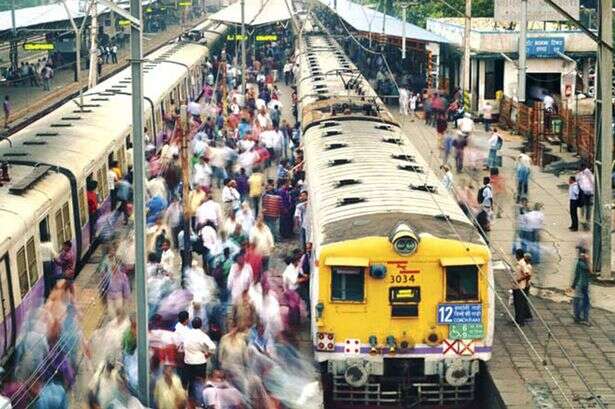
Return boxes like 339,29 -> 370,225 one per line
398,87 -> 409,115
195,192 -> 222,228
576,164 -> 594,228
227,253 -> 253,304
524,202 -> 544,263
542,92 -> 555,113
221,179 -> 241,216
183,317 -> 216,392
482,102 -> 493,131
188,99 -> 201,121
192,156 -> 212,190
457,113 -> 474,137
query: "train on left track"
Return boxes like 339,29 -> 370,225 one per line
0,18 -> 226,365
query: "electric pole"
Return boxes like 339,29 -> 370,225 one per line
462,0 -> 471,107
88,0 -> 98,88
179,107 -> 193,277
593,0 -> 613,279
518,0 -> 527,102
10,0 -> 17,71
401,2 -> 408,60
129,0 -> 150,403
241,0 -> 246,93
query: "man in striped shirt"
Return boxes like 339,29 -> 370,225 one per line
261,181 -> 282,241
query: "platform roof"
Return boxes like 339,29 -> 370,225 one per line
318,0 -> 448,44
0,0 -> 155,33
209,0 -> 294,27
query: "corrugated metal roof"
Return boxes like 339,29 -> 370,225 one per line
209,0 -> 293,27
0,0 -> 155,32
318,0 -> 449,44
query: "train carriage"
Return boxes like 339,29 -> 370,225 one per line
297,29 -> 494,406
0,20 -> 226,364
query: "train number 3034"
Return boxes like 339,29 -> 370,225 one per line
389,274 -> 415,284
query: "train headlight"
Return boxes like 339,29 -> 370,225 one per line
344,362 -> 369,388
369,264 -> 387,279
368,336 -> 378,354
425,326 -> 443,347
389,223 -> 419,256
316,332 -> 335,351
445,361 -> 470,386
386,335 -> 397,354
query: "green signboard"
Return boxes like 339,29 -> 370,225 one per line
256,34 -> 278,42
449,323 -> 484,340
226,34 -> 247,41
23,42 -> 54,51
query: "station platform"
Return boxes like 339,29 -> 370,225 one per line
1,15 -> 208,134
392,111 -> 615,408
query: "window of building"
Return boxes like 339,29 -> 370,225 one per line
26,238 -> 38,287
331,267 -> 365,302
445,265 -> 479,301
16,247 -> 28,298
78,186 -> 87,227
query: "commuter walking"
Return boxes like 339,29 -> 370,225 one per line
261,182 -> 282,241
482,101 -> 492,132
568,176 -> 580,231
3,96 -> 10,128
512,249 -> 530,326
183,317 -> 216,393
576,164 -> 594,230
515,148 -> 531,202
486,128 -> 502,170
111,44 -> 118,64
41,65 -> 53,91
570,249 -> 591,326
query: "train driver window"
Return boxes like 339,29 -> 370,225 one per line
445,265 -> 479,301
331,266 -> 364,302
16,247 -> 28,297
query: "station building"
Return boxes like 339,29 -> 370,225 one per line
426,17 -> 597,112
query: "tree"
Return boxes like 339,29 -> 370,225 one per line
392,0 -> 494,28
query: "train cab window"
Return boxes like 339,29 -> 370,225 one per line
445,265 -> 479,301
97,165 -> 109,199
117,147 -> 126,174
26,238 -> 38,287
62,203 -> 72,241
331,267 -> 364,302
78,186 -> 87,227
16,247 -> 28,297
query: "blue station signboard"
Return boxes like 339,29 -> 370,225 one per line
526,37 -> 565,59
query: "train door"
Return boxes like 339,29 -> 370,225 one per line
54,201 -> 73,247
77,185 -> 88,254
0,253 -> 16,357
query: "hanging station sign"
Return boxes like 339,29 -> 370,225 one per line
178,1 -> 192,6
526,37 -> 565,58
226,34 -> 248,41
23,42 -> 54,51
256,34 -> 278,42
118,19 -> 131,26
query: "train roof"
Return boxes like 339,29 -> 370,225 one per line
297,33 -> 481,246
297,35 -> 377,109
302,118 -> 481,246
0,164 -> 68,244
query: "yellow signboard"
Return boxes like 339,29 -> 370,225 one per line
178,1 -> 192,6
256,34 -> 278,42
119,19 -> 131,26
145,7 -> 153,12
226,34 -> 248,41
23,42 -> 54,51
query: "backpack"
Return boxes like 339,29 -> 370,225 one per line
477,185 -> 491,205
495,135 -> 503,150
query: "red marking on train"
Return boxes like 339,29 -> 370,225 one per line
398,270 -> 420,274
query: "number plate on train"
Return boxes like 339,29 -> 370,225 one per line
389,274 -> 417,284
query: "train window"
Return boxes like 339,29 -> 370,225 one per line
62,202 -> 72,242
331,267 -> 364,302
445,266 -> 479,301
78,187 -> 87,227
117,148 -> 126,174
16,247 -> 28,297
55,210 -> 65,248
98,165 -> 109,199
26,237 -> 38,287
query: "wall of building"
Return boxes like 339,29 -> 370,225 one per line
503,58 -> 577,103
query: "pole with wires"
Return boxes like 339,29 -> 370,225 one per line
462,0 -> 471,107
401,3 -> 407,60
241,0 -> 246,93
593,0 -> 613,279
518,0 -> 527,102
129,0 -> 150,404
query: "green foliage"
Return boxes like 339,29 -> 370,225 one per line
389,0 -> 494,28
